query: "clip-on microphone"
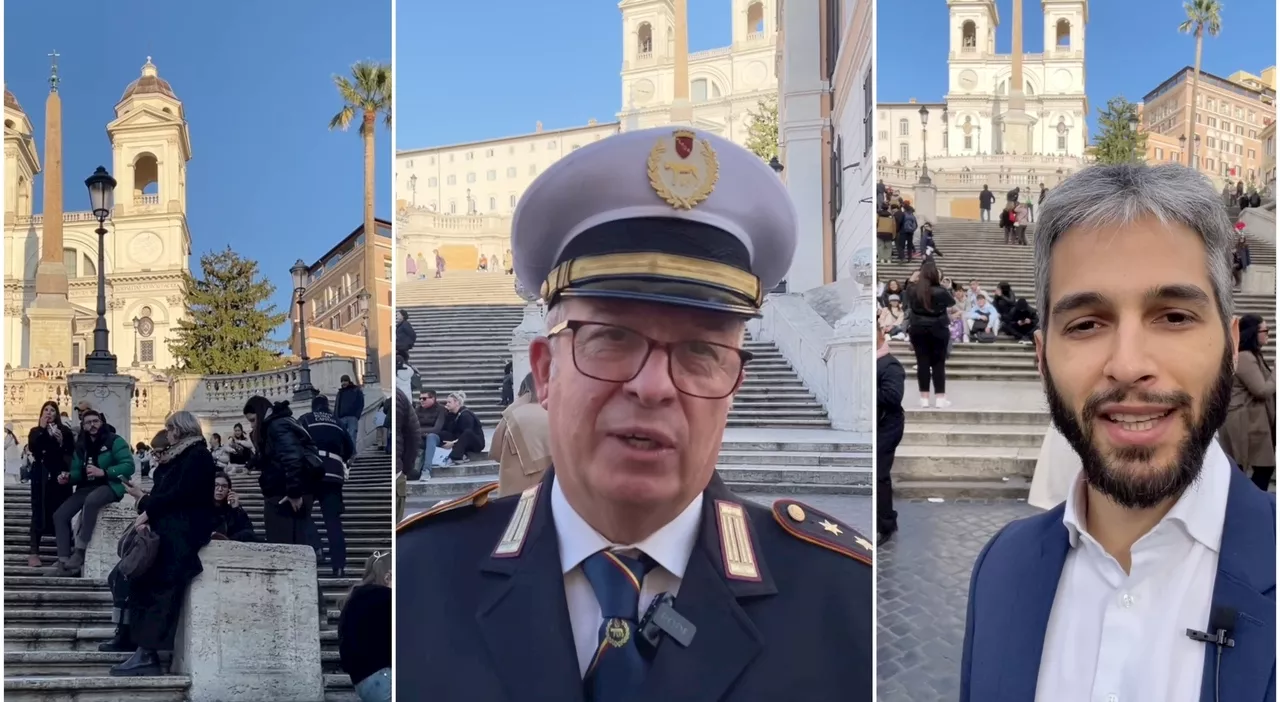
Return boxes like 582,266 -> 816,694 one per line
636,592 -> 697,660
1185,606 -> 1238,702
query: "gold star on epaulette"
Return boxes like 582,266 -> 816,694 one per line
771,498 -> 872,566
396,482 -> 499,533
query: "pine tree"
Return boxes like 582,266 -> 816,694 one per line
744,96 -> 779,162
167,247 -> 288,374
1092,96 -> 1148,165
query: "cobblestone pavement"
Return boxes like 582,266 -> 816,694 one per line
876,499 -> 1039,702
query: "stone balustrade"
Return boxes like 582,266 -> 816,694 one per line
14,209 -> 109,225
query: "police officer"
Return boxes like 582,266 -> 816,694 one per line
396,127 -> 873,701
298,395 -> 354,577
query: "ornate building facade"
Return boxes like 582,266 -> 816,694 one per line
395,0 -> 780,277
874,0 -> 1089,218
4,58 -> 191,371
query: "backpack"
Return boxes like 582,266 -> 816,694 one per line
281,417 -> 326,487
999,209 -> 1011,227
901,212 -> 918,234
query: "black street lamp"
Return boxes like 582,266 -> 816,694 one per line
768,156 -> 784,175
1179,133 -> 1188,165
358,289 -> 378,385
290,259 -> 317,402
1128,114 -> 1141,161
84,166 -> 117,374
918,105 -> 931,184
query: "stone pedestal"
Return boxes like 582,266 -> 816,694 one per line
75,496 -> 137,580
25,305 -> 76,369
913,182 -> 938,228
826,274 -> 875,432
509,302 -> 545,391
173,541 -> 323,702
1000,111 -> 1037,156
68,373 -> 138,446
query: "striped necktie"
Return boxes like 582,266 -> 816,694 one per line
581,549 -> 657,700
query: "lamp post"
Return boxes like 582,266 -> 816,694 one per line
918,105 -> 931,184
1194,133 -> 1201,170
290,259 -> 317,402
1128,113 -> 1141,162
83,166 -> 117,374
768,156 -> 784,175
409,174 -> 417,206
358,289 -> 378,385
1179,133 -> 1187,165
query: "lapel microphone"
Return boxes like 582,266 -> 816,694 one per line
1185,606 -> 1238,702
636,592 -> 697,660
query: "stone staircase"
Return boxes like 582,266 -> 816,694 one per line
401,276 -> 832,428
880,218 -> 1277,380
410,436 -> 872,501
2,450 -> 393,701
398,270 -> 523,307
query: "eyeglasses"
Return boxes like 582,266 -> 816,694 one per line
547,320 -> 751,400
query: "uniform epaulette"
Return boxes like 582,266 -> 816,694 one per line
771,498 -> 872,566
397,482 -> 499,533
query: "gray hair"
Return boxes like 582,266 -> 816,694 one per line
447,391 -> 467,407
1034,164 -> 1234,330
165,410 -> 203,441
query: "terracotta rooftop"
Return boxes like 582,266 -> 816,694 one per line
119,57 -> 178,102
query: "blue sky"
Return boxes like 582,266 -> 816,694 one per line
396,0 -> 736,149
877,0 -> 1277,138
4,0 -> 392,321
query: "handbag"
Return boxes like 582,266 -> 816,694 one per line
116,525 -> 160,581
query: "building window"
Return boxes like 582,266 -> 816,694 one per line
448,154 -> 454,162
63,248 -> 78,277
489,196 -> 496,210
487,170 -> 496,181
572,144 -> 581,151
428,176 -> 437,187
831,136 -> 844,219
466,151 -> 474,160
467,173 -> 476,183
530,143 -> 536,152
825,0 -> 840,81
508,146 -> 515,154
547,140 -> 557,149
529,165 -> 537,175
692,79 -> 708,103
447,175 -> 456,185
964,134 -> 973,150
486,148 -> 494,157
450,200 -> 456,214
384,259 -> 392,280
1249,148 -> 1256,159
507,167 -> 517,177
510,194 -> 517,208
1209,117 -> 1217,128
1156,147 -> 1164,160
140,340 -> 155,364
898,118 -> 909,136
72,342 -> 82,367
899,143 -> 909,161
1208,137 -> 1216,148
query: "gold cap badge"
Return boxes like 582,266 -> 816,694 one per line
648,129 -> 719,210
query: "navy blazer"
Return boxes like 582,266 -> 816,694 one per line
961,465 -> 1276,702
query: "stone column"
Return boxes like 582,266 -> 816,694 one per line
1000,0 -> 1037,155
68,372 -> 137,446
826,264 -> 875,432
670,0 -> 693,124
172,541 -> 323,702
913,181 -> 938,227
76,496 -> 137,579
509,302 -> 545,392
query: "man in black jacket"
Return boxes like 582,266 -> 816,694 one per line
979,184 -> 995,222
415,390 -> 446,478
299,395 -> 355,577
244,398 -> 321,547
334,376 -> 364,445
877,326 -> 906,546
396,309 -> 417,358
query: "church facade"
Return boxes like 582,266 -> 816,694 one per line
395,0 -> 779,277
4,58 -> 191,371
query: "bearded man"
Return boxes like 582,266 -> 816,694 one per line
960,164 -> 1276,702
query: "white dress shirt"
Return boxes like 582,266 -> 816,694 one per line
550,476 -> 703,677
1034,441 -> 1231,702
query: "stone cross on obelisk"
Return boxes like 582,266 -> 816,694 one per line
28,48 -> 76,369
1001,2 -> 1037,155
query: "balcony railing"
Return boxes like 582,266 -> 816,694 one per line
15,210 -> 113,225
134,194 -> 160,207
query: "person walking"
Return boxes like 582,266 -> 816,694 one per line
876,327 -> 905,546
979,184 -> 995,222
26,401 -> 74,568
243,396 -> 322,548
905,259 -> 955,408
335,375 -> 365,445
299,395 -> 356,577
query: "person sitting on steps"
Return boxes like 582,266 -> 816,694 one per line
438,392 -> 484,466
45,409 -> 134,577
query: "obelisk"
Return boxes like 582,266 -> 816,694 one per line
670,0 -> 693,124
27,50 -> 75,368
1001,0 -> 1035,154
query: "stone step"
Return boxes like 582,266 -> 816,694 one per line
892,477 -> 1033,500
899,423 -> 1046,448
3,607 -> 349,627
3,589 -> 362,610
908,408 -> 1051,425
892,444 -> 1038,481
3,626 -> 341,653
2,649 -> 349,676
1,674 -> 357,702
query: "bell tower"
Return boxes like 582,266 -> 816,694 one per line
947,0 -> 998,57
106,58 -> 192,218
732,0 -> 775,43
3,85 -> 40,231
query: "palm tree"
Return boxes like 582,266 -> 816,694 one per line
1178,0 -> 1223,167
330,60 -> 391,384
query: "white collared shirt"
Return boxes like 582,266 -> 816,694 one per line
1034,441 -> 1231,702
551,476 -> 703,677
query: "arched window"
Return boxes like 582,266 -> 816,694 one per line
489,196 -> 496,211
747,2 -> 765,36
63,248 -> 78,277
638,22 -> 653,56
1055,19 -> 1071,48
692,79 -> 709,103
961,20 -> 977,49
133,153 -> 159,197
